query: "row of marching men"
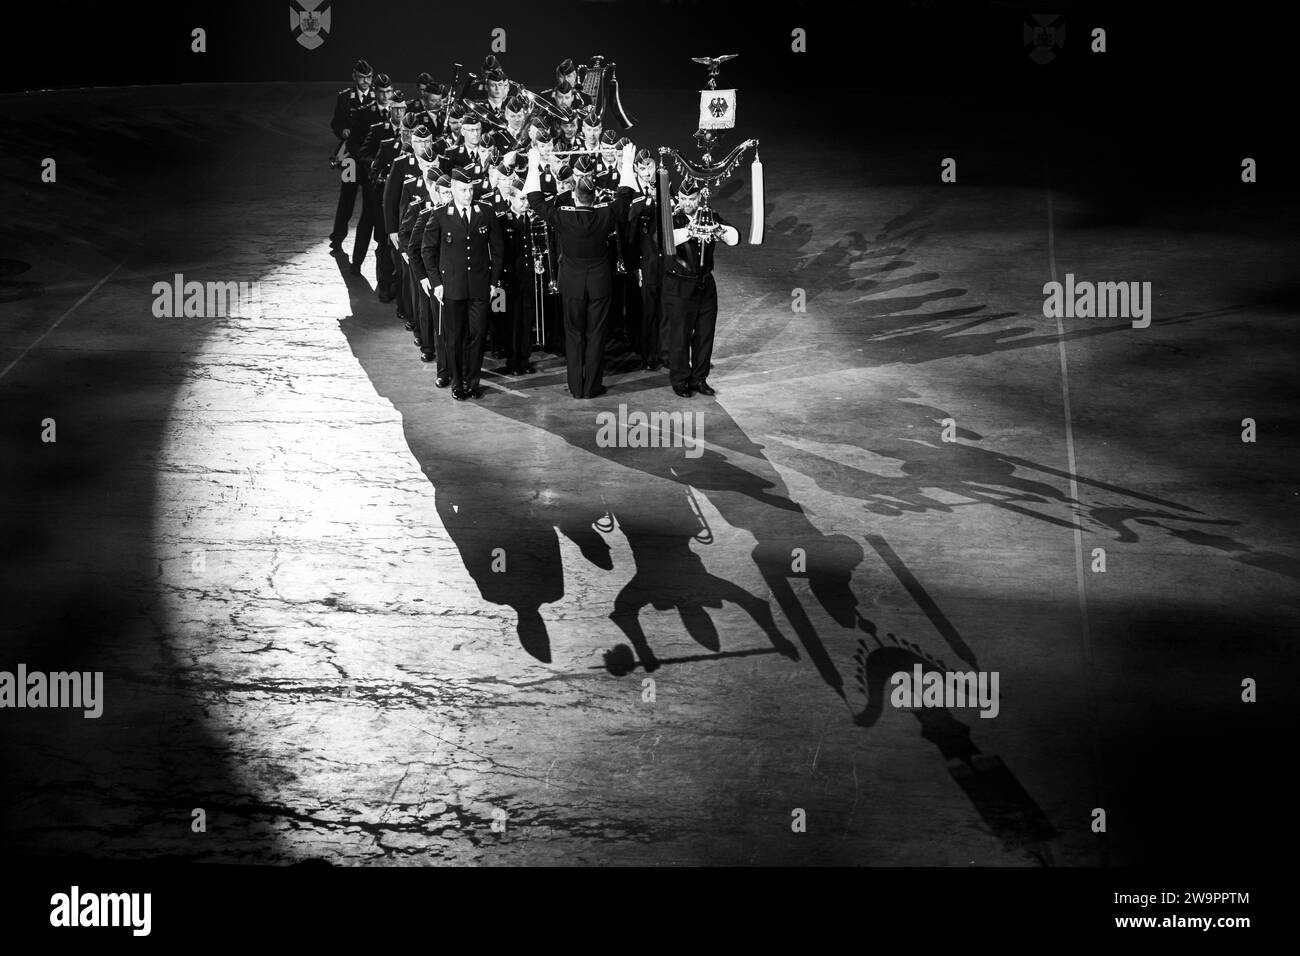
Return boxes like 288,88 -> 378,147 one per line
331,56 -> 738,401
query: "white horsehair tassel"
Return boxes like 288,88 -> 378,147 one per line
749,155 -> 764,245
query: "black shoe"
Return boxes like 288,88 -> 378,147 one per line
420,353 -> 435,363
695,380 -> 716,396
465,386 -> 483,399
435,376 -> 450,388
403,320 -> 414,331
672,384 -> 693,398
520,363 -> 535,374
589,385 -> 607,398
413,335 -> 422,346
452,387 -> 467,401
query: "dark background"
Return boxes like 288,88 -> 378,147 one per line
1,1 -> 1287,102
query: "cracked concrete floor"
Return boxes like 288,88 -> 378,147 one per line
0,84 -> 1293,866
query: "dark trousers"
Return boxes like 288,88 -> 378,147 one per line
608,271 -> 628,341
374,196 -> 394,292
395,250 -> 412,320
505,281 -> 536,369
413,276 -> 449,378
640,276 -> 662,363
562,290 -> 610,398
330,179 -> 359,245
662,273 -> 718,387
352,185 -> 376,267
542,290 -> 564,353
444,297 -> 488,391
489,289 -> 509,356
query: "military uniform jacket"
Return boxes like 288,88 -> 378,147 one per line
331,86 -> 374,141
527,186 -> 634,299
496,211 -> 537,290
359,121 -> 399,180
625,184 -> 662,278
407,202 -> 440,282
398,179 -> 432,257
420,200 -> 504,300
345,101 -> 383,163
666,209 -> 731,281
383,154 -> 417,235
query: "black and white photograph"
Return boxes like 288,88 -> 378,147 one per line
0,0 -> 1289,937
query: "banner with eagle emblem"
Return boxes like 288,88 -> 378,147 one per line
698,89 -> 736,131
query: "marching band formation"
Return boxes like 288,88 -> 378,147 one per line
328,55 -> 738,401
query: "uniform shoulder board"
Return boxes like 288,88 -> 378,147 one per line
407,195 -> 423,206
402,174 -> 417,182
369,120 -> 384,130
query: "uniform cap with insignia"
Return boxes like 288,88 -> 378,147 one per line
451,166 -> 479,184
599,129 -> 618,146
402,112 -> 421,130
634,147 -> 655,164
573,155 -> 595,174
436,174 -> 452,189
505,95 -> 527,113
411,124 -> 432,141
677,179 -> 701,196
416,71 -> 434,88
353,59 -> 373,76
581,111 -> 602,130
534,128 -> 554,144
459,115 -> 481,129
556,58 -> 575,77
375,73 -> 393,90
615,136 -> 631,150
388,91 -> 407,108
510,175 -> 526,191
448,103 -> 467,119
557,165 -> 574,181
494,160 -> 514,178
485,68 -> 507,83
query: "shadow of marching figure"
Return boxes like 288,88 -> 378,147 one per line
605,492 -> 800,675
852,630 -> 1059,865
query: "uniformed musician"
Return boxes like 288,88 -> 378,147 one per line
525,142 -> 637,399
420,167 -> 505,401
329,59 -> 375,254
661,181 -> 739,397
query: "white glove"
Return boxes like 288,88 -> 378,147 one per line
433,284 -> 444,304
420,277 -> 431,296
389,232 -> 400,250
